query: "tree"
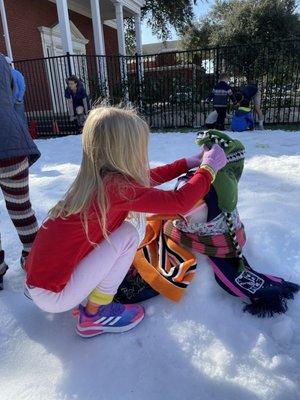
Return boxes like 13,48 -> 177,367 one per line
209,0 -> 300,46
182,0 -> 300,49
142,0 -> 196,41
181,0 -> 300,78
125,0 -> 199,54
181,17 -> 214,51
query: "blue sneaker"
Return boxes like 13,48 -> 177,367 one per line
76,302 -> 144,338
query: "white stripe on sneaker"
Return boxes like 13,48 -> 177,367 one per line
101,316 -> 115,325
94,316 -> 107,324
108,317 -> 122,326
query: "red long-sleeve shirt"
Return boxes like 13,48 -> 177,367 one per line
26,159 -> 212,292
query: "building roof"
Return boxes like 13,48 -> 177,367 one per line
142,40 -> 181,55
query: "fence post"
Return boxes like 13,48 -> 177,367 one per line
215,45 -> 220,80
119,55 -> 129,103
66,51 -> 72,76
135,52 -> 142,111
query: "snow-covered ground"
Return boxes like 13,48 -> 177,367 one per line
0,130 -> 300,400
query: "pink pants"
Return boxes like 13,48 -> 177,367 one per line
28,222 -> 140,313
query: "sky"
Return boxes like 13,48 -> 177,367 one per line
141,1 -> 214,44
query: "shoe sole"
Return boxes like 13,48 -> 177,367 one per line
76,313 -> 144,338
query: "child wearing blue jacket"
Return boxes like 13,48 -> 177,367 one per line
231,96 -> 254,132
5,56 -> 27,124
241,82 -> 264,129
206,73 -> 236,130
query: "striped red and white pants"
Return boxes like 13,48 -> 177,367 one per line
0,157 -> 38,272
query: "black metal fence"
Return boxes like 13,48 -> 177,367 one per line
14,39 -> 300,137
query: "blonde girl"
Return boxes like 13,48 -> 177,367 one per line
25,107 -> 227,338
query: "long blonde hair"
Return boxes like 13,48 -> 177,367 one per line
48,106 -> 150,240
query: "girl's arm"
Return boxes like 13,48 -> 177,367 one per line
111,167 -> 212,215
150,158 -> 189,186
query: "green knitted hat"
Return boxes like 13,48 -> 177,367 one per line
196,130 -> 245,213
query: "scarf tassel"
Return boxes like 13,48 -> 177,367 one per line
244,281 -> 300,317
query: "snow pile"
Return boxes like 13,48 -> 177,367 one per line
0,130 -> 299,400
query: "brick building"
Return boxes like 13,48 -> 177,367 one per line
0,0 -> 144,131
0,0 -> 144,60
0,0 -> 120,60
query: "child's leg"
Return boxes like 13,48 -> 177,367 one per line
28,222 -> 140,313
0,157 -> 39,267
215,107 -> 227,130
205,123 -> 216,129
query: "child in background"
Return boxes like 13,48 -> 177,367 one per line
241,81 -> 264,129
65,76 -> 90,127
25,106 -> 227,338
231,93 -> 254,132
5,56 -> 27,125
207,73 -> 236,130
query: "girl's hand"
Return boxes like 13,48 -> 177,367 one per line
201,144 -> 227,173
186,150 -> 204,169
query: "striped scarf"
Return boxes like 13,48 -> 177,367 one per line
116,214 -> 246,304
116,130 -> 299,316
116,213 -> 299,317
117,216 -> 197,303
164,220 -> 246,258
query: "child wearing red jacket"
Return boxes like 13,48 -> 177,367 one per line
25,107 -> 227,338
